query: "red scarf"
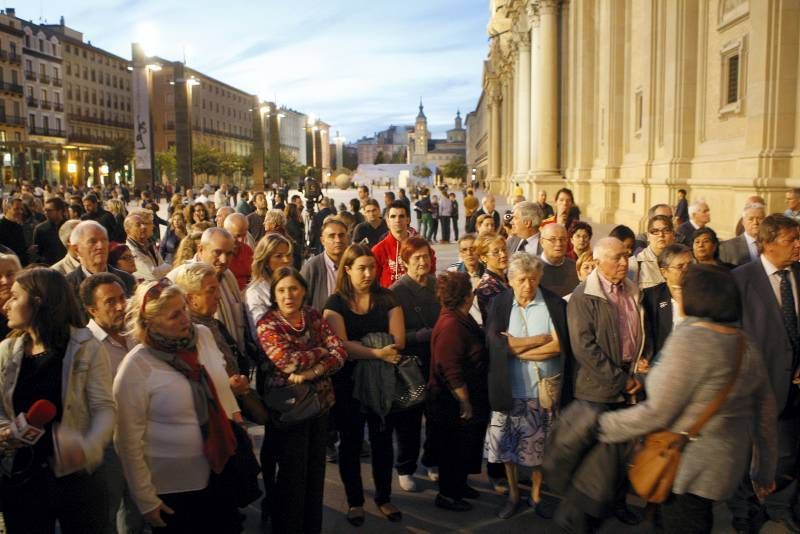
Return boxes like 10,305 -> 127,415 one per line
176,349 -> 236,474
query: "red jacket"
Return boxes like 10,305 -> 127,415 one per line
372,228 -> 436,288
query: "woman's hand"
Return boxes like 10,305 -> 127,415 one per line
459,399 -> 473,421
752,480 -> 776,502
0,428 -> 24,449
374,344 -> 401,364
635,358 -> 651,375
144,503 -> 175,527
287,373 -> 306,384
229,374 -> 250,395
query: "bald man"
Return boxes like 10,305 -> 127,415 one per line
223,212 -> 255,290
125,211 -> 171,282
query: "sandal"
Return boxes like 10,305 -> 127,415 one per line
346,506 -> 365,527
378,503 -> 402,522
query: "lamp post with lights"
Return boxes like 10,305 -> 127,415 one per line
130,43 -> 163,189
170,62 -> 199,190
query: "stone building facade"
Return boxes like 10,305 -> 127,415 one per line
474,0 -> 800,237
0,11 -> 25,184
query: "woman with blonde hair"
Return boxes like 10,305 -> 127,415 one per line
106,198 -> 127,243
160,211 -> 188,265
114,279 -> 242,532
244,233 -> 293,340
0,252 -> 21,339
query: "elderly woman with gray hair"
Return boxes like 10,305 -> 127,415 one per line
485,252 -> 572,519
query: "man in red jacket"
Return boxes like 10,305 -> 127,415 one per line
372,200 -> 436,287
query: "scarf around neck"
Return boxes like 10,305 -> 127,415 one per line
148,325 -> 235,474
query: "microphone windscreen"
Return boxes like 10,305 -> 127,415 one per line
27,399 -> 57,428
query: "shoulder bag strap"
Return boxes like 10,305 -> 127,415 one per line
685,333 -> 744,438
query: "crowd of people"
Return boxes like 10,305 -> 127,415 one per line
0,179 -> 796,534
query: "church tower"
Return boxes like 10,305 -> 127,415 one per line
455,109 -> 462,130
414,100 -> 428,159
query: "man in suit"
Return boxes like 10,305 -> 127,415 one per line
469,194 -> 501,234
32,197 -> 67,266
66,221 -> 136,321
729,214 -> 800,533
301,217 -> 349,311
536,190 -> 555,219
674,189 -> 689,224
674,199 -> 711,245
720,202 -> 765,267
507,201 -> 544,256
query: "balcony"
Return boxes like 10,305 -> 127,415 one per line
0,82 -> 22,94
53,102 -> 64,112
67,113 -> 132,130
52,77 -> 62,87
68,133 -> 113,146
0,50 -> 6,61
8,52 -> 20,64
40,100 -> 51,110
24,70 -> 36,81
39,72 -> 50,84
26,96 -> 38,107
0,115 -> 24,127
29,126 -> 66,138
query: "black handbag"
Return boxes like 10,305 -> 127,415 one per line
262,382 -> 322,427
392,355 -> 427,412
220,421 -> 262,507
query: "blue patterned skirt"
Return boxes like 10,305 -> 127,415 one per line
484,398 -> 553,467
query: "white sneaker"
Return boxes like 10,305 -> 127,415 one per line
398,474 -> 419,492
426,466 -> 439,482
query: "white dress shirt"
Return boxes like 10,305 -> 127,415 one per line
760,255 -> 799,313
517,233 -> 540,255
87,319 -> 131,377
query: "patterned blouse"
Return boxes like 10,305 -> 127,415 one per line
476,270 -> 509,325
257,306 -> 347,409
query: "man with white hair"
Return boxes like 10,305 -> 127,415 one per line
469,194 -> 501,233
675,200 -> 711,245
51,219 -> 82,275
507,201 -> 544,256
215,206 -> 235,229
125,211 -> 170,282
559,237 -> 645,531
223,212 -> 255,290
66,220 -> 136,310
167,227 -> 247,354
719,202 -> 766,266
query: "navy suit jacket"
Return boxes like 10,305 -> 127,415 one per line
641,283 -> 673,363
733,259 -> 800,411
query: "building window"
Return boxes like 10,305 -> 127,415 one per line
634,89 -> 643,135
719,35 -> 747,117
726,55 -> 739,104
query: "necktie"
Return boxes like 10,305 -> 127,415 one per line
778,270 -> 799,349
518,239 -> 528,253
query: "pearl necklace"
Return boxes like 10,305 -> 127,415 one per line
277,310 -> 306,333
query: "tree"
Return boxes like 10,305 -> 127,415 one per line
218,152 -> 242,178
412,165 -> 432,179
156,147 -> 177,181
373,150 -> 385,164
265,148 -> 304,182
390,148 -> 407,163
443,157 -> 467,181
342,147 -> 359,171
192,144 -> 221,177
101,137 -> 134,178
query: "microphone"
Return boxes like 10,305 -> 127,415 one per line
11,399 -> 57,446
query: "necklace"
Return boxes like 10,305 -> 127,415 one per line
277,310 -> 306,333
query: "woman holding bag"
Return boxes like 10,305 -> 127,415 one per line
323,243 -> 406,526
599,264 -> 777,533
484,252 -> 570,520
257,267 -> 346,534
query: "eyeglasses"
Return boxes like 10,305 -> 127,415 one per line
140,278 -> 172,316
668,263 -> 692,271
486,250 -> 508,257
542,237 -> 568,244
649,228 -> 673,236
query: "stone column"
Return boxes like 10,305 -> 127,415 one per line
488,83 -> 502,183
514,33 -> 531,179
536,0 -> 559,175
529,6 -> 540,174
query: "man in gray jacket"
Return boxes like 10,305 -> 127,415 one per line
556,237 -> 645,531
300,217 -> 349,311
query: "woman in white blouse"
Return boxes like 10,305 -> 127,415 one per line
244,233 -> 293,339
114,279 -> 242,533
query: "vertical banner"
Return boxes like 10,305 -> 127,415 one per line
132,64 -> 152,170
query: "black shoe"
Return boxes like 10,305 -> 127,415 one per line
461,485 -> 480,499
530,494 -> 558,520
435,494 -> 473,512
613,504 -> 644,526
346,506 -> 365,527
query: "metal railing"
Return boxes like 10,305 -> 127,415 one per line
29,126 -> 66,137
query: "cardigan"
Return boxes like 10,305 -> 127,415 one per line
113,325 -> 239,515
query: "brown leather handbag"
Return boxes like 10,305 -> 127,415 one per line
628,333 -> 744,504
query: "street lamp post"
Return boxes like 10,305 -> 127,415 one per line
170,63 -> 198,190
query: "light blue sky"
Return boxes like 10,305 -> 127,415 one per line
21,0 -> 489,141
